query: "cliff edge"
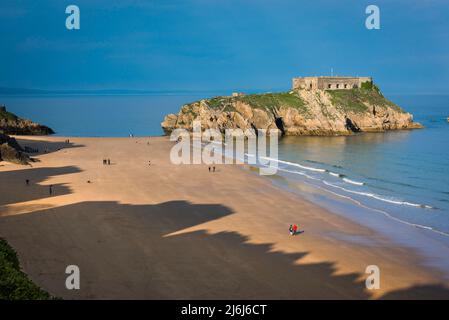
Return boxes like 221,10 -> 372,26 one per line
0,106 -> 54,135
161,84 -> 422,136
0,133 -> 29,164
0,106 -> 54,164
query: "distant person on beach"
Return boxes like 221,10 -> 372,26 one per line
49,185 -> 53,196
25,179 -> 29,186
108,159 -> 111,165
213,166 -> 216,172
289,225 -> 293,236
208,167 -> 211,172
292,224 -> 298,235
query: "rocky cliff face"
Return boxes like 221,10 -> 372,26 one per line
0,106 -> 54,135
0,133 -> 29,164
161,87 -> 422,136
0,106 -> 53,164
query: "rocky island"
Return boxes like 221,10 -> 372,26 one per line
161,77 -> 423,136
0,106 -> 54,164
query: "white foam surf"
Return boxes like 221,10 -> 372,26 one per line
342,177 -> 365,186
323,181 -> 433,209
329,172 -> 342,178
258,156 -> 327,173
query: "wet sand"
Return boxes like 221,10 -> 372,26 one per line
1,135 -> 449,299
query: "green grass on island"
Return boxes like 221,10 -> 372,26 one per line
0,107 -> 18,122
236,92 -> 308,113
202,91 -> 309,114
184,82 -> 405,117
326,82 -> 406,114
0,238 -> 50,300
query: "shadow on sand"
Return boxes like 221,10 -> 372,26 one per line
1,198 -> 449,299
14,138 -> 84,157
0,166 -> 81,206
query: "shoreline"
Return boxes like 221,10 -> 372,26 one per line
259,167 -> 449,279
1,135 -> 449,299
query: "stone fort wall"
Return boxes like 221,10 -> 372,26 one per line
292,76 -> 372,91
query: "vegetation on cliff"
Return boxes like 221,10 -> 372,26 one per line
327,87 -> 405,114
206,92 -> 308,113
0,107 -> 18,121
0,238 -> 50,300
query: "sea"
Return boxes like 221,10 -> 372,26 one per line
1,93 -> 449,274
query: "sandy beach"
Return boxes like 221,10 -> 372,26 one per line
1,135 -> 449,299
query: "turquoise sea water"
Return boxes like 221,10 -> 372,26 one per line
275,94 -> 449,235
0,94 -> 207,137
2,93 -> 449,272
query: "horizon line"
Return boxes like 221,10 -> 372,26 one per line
1,86 -> 449,97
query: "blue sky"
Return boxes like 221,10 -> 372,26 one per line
0,0 -> 448,93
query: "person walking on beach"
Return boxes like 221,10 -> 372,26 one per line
25,179 -> 30,186
49,185 -> 53,196
292,224 -> 298,236
108,159 -> 111,165
289,225 -> 293,236
208,166 -> 211,172
213,166 -> 216,172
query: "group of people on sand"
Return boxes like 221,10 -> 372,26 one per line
103,158 -> 111,165
64,139 -> 70,144
208,166 -> 216,172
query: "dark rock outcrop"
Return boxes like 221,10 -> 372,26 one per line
0,105 -> 54,164
0,133 -> 29,164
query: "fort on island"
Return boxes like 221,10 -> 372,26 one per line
292,76 -> 372,91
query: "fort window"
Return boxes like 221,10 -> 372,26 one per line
336,84 -> 340,89
344,84 -> 348,88
309,83 -> 312,89
328,84 -> 331,89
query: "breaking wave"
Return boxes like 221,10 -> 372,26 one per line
323,181 -> 434,209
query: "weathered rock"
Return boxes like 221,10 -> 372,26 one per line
161,114 -> 178,135
161,88 -> 423,136
0,133 -> 29,164
0,105 -> 54,135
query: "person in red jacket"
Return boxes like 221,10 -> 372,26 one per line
292,224 -> 298,235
